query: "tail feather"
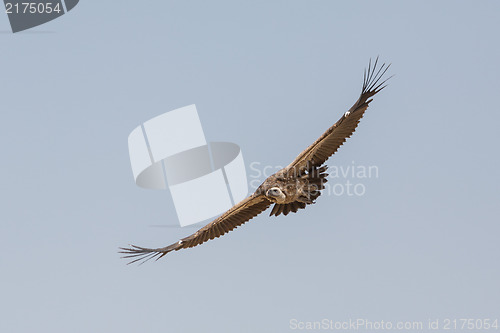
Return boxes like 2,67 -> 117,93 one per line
270,165 -> 328,217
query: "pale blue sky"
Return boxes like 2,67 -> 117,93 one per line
1,1 -> 499,332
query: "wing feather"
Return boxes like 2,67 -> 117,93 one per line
281,58 -> 391,177
119,194 -> 271,264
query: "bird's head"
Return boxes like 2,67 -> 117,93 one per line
265,187 -> 286,203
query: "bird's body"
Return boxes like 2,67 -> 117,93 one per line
259,165 -> 328,215
121,58 -> 391,264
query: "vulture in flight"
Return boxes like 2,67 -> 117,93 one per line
120,58 -> 391,264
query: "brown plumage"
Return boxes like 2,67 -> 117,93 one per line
120,58 -> 391,264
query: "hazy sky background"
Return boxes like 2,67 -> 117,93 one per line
1,1 -> 499,332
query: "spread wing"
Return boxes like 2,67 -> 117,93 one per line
120,194 -> 271,264
280,58 -> 391,177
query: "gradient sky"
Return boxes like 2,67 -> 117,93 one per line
1,1 -> 499,332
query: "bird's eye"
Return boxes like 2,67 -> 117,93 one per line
267,188 -> 281,195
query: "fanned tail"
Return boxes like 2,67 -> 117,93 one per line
270,166 -> 329,217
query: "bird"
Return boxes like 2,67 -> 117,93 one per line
120,58 -> 391,264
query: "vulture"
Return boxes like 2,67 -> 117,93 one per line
120,58 -> 391,264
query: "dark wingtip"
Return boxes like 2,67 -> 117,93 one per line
119,244 -> 165,265
362,58 -> 392,95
